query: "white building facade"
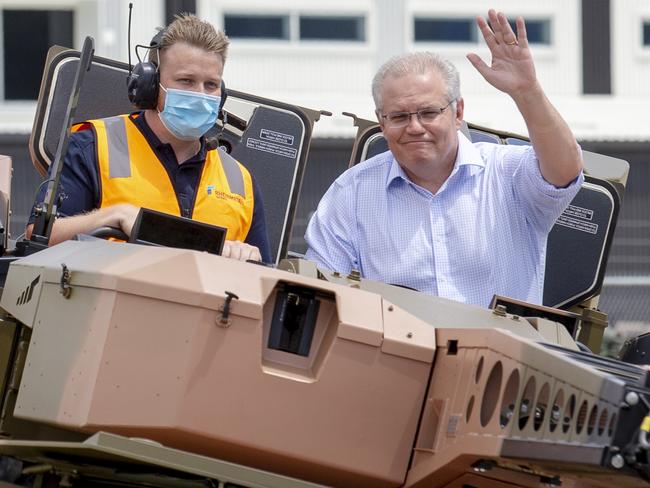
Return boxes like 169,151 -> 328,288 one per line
1,0 -> 650,141
0,0 -> 649,334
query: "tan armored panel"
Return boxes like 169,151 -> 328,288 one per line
405,327 -> 644,488
2,242 -> 649,488
3,240 -> 435,487
525,316 -> 580,350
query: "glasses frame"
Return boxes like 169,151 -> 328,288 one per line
379,100 -> 454,129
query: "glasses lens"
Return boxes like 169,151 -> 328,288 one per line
418,109 -> 441,124
387,113 -> 409,127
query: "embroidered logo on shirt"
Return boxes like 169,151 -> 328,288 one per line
206,184 -> 244,203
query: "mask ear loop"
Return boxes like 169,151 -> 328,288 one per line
206,110 -> 229,152
213,79 -> 229,150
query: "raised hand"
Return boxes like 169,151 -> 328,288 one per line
467,9 -> 538,98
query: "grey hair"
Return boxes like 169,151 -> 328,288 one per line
372,52 -> 461,112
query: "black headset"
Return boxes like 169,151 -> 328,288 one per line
126,29 -> 228,113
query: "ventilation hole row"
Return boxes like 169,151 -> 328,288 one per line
472,361 -> 618,438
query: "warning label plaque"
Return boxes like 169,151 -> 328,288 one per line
556,204 -> 598,234
246,138 -> 297,159
563,205 -> 593,221
260,129 -> 294,146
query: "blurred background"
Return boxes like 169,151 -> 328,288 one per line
0,0 -> 648,351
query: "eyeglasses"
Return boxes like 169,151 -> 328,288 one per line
380,100 -> 454,129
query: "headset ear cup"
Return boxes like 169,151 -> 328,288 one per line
127,62 -> 159,109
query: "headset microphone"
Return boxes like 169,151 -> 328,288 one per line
127,3 -> 133,77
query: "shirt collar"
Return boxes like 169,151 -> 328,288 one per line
386,130 -> 485,189
456,131 -> 485,170
130,111 -> 207,162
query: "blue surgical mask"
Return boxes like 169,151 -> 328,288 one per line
158,84 -> 221,141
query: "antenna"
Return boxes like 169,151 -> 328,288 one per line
27,36 -> 95,251
127,2 -> 133,75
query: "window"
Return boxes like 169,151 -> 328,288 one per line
414,17 -> 551,45
2,9 -> 74,100
644,22 -> 650,46
508,19 -> 551,45
223,13 -> 366,43
299,16 -> 365,41
414,18 -> 476,43
165,0 -> 196,25
224,14 -> 289,40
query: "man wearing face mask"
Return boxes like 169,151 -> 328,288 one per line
26,14 -> 270,262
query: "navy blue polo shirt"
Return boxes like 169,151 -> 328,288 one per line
29,112 -> 271,262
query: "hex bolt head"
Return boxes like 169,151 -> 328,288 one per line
493,304 -> 507,317
625,391 -> 639,406
610,454 -> 625,469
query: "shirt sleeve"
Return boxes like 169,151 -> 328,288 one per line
304,178 -> 358,274
244,176 -> 272,263
28,130 -> 100,225
511,145 -> 584,234
488,143 -> 584,235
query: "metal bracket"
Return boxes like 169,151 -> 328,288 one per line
60,263 -> 72,299
217,291 -> 239,328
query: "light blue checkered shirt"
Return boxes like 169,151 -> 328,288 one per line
305,132 -> 583,307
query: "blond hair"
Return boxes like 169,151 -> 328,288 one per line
150,13 -> 229,65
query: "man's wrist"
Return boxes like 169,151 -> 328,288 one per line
510,81 -> 544,107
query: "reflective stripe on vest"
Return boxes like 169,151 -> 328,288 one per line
80,114 -> 254,241
104,116 -> 131,178
216,148 -> 245,197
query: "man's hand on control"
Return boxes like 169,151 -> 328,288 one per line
222,240 -> 262,262
110,204 -> 140,237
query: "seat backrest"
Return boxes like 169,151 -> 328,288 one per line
347,119 -> 626,309
30,46 -> 321,264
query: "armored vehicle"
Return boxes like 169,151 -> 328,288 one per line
0,43 -> 647,488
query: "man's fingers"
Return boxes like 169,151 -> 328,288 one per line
476,16 -> 498,49
240,244 -> 261,262
497,11 -> 515,40
116,204 -> 140,236
231,243 -> 242,261
221,241 -> 231,258
221,241 -> 262,262
487,9 -> 504,44
466,53 -> 490,78
516,16 -> 529,48
248,247 -> 262,262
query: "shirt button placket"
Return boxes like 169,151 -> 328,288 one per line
429,197 -> 440,294
178,192 -> 191,218
430,197 -> 448,294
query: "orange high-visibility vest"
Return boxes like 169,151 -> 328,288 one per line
75,114 -> 254,241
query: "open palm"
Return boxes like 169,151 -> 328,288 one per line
467,9 -> 538,97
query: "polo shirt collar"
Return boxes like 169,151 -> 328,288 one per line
130,111 -> 207,162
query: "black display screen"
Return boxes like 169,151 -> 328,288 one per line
129,208 -> 226,255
